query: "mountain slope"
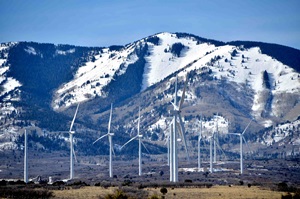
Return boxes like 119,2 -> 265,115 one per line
0,32 -> 299,156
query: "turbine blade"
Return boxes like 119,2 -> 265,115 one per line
227,133 -> 240,136
93,133 -> 108,144
177,115 -> 190,162
141,141 -> 150,154
69,103 -> 80,132
242,120 -> 252,135
212,135 -> 227,160
164,132 -> 170,145
202,136 -> 208,150
72,147 -> 78,163
120,136 -> 138,150
112,145 -> 116,156
138,107 -> 140,136
174,76 -> 178,106
109,135 -> 115,156
179,73 -> 188,110
164,123 -> 171,145
242,135 -> 253,157
108,103 -> 113,134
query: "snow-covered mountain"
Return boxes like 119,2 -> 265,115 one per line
52,32 -> 300,124
0,32 -> 299,156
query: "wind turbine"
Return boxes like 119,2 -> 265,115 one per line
168,74 -> 189,182
93,103 -> 115,178
121,107 -> 149,176
228,120 -> 252,174
69,103 -> 80,180
24,129 -> 28,183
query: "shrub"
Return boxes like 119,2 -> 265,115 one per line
278,182 -> 289,192
239,180 -> 244,185
52,181 -> 65,186
148,195 -> 160,199
0,187 -> 53,199
160,187 -> 168,195
103,189 -> 128,199
0,180 -> 7,186
281,193 -> 292,199
122,180 -> 132,186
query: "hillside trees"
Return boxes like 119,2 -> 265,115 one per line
263,70 -> 271,89
170,42 -> 185,57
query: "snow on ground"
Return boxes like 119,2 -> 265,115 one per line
142,32 -> 217,90
262,119 -> 300,146
141,33 -> 299,127
0,77 -> 22,96
158,114 -> 229,142
0,127 -> 20,151
0,44 -> 22,132
56,48 -> 75,55
24,46 -> 37,55
53,32 -> 300,113
53,45 -> 138,109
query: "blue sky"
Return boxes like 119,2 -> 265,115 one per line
1,0 -> 300,49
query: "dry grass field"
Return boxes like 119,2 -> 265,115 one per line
52,186 -> 115,199
51,185 -> 286,199
148,186 -> 285,199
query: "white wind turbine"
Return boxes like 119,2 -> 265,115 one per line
93,103 -> 115,178
69,103 -> 80,180
228,120 -> 252,174
168,74 -> 189,182
121,107 -> 149,176
24,129 -> 28,183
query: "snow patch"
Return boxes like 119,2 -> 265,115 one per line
56,48 -> 75,55
24,46 -> 37,55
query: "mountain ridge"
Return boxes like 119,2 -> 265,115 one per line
0,32 -> 299,157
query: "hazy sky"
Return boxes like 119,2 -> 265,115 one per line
1,0 -> 299,49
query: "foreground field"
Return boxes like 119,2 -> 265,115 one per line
52,185 -> 286,199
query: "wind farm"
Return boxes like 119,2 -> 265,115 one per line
0,31 -> 299,198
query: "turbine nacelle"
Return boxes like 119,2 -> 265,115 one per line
69,131 -> 75,134
169,109 -> 180,115
109,133 -> 115,136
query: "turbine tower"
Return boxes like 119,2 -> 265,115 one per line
24,129 -> 28,183
121,107 -> 149,176
169,74 -> 189,182
209,133 -> 214,173
93,103 -> 115,178
228,120 -> 252,174
164,117 -> 173,166
213,115 -> 219,163
69,103 -> 80,180
198,116 -> 203,171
